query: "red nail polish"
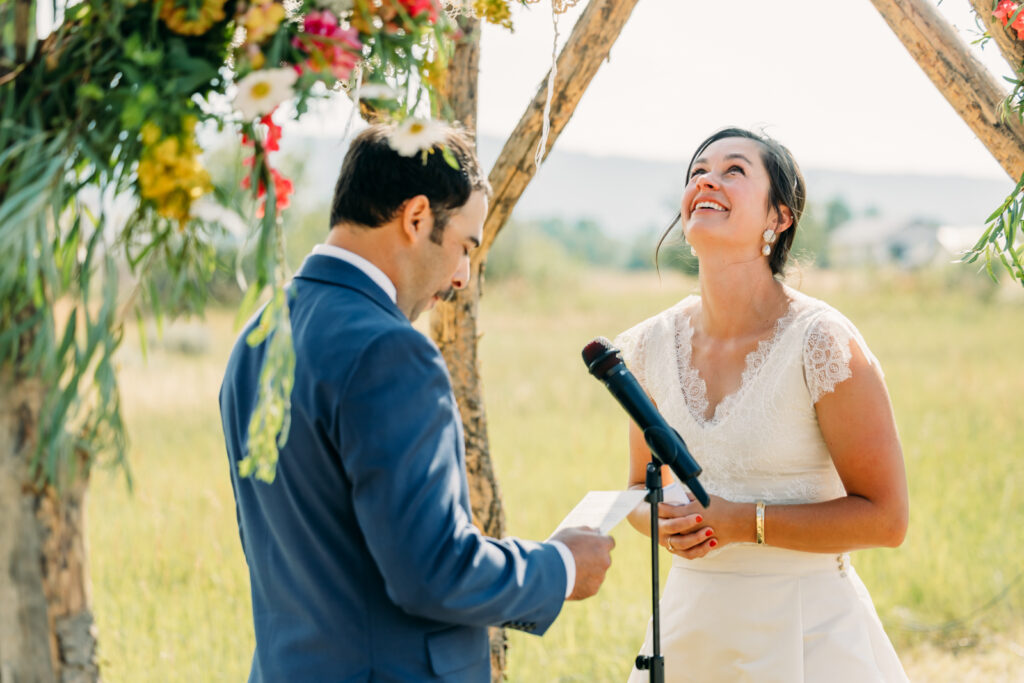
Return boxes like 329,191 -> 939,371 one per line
709,539 -> 717,548
695,516 -> 703,523
705,529 -> 713,537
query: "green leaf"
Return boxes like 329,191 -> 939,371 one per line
235,283 -> 265,330
120,102 -> 146,131
441,144 -> 460,170
79,84 -> 106,101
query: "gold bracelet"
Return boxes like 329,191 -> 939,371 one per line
755,501 -> 766,545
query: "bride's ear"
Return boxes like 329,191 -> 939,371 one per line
774,205 -> 794,234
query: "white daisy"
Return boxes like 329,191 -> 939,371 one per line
388,117 -> 447,157
233,68 -> 299,120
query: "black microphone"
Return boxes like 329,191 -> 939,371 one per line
582,336 -> 710,507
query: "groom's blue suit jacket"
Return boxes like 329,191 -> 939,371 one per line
220,255 -> 566,682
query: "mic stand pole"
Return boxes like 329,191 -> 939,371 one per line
635,458 -> 665,682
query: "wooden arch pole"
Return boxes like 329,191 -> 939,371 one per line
429,0 -> 640,677
869,0 -> 1024,180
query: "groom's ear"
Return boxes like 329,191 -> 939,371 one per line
399,195 -> 434,243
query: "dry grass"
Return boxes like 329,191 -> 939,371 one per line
88,266 -> 1024,681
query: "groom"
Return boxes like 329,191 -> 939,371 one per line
220,123 -> 615,681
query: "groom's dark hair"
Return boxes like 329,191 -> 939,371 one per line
329,123 -> 490,242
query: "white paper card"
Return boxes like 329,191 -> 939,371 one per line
553,490 -> 648,536
662,482 -> 692,505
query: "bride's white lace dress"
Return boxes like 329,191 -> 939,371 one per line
616,286 -> 908,682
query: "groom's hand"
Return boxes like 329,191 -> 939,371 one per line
550,527 -> 615,601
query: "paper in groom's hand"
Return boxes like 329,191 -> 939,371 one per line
553,490 -> 647,536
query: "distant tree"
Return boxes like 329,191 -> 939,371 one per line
824,196 -> 855,233
538,217 -> 623,267
625,226 -> 661,270
793,203 -> 829,268
485,219 -> 584,285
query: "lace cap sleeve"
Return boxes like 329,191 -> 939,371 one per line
613,321 -> 651,390
803,308 -> 882,404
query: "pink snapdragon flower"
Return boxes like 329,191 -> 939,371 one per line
397,0 -> 439,23
294,10 -> 363,82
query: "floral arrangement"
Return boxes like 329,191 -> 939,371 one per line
142,0 -> 468,227
994,0 -> 1024,38
0,0 -> 533,487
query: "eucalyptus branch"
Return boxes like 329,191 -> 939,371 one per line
960,171 -> 1024,284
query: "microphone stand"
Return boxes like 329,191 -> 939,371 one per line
634,458 -> 665,682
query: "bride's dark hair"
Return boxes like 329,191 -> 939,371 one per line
657,127 -> 807,277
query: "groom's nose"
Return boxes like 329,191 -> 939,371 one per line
451,256 -> 470,290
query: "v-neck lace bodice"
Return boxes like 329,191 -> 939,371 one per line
675,299 -> 797,427
615,287 -> 880,505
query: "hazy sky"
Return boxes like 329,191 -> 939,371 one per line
298,0 -> 1015,179
37,0 -> 1019,177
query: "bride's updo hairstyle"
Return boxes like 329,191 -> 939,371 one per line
657,127 -> 807,278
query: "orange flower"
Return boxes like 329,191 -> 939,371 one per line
995,0 -> 1018,25
1012,11 -> 1024,40
241,0 -> 287,44
157,0 -> 228,36
241,160 -> 293,217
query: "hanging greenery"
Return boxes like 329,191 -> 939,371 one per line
964,0 -> 1024,283
0,0 -> 530,488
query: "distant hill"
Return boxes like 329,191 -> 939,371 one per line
476,136 -> 1010,238
273,133 -> 1011,239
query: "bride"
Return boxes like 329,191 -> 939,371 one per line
616,128 -> 909,681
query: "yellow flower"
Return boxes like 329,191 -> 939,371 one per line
140,122 -> 161,146
473,0 -> 512,29
242,0 -> 287,44
136,123 -> 212,225
152,138 -> 181,166
245,43 -> 266,71
421,51 -> 448,98
158,0 -> 228,36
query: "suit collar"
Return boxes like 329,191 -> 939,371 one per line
294,254 -> 406,320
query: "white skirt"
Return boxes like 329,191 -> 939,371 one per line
627,545 -> 908,682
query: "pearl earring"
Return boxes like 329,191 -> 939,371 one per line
762,229 -> 777,256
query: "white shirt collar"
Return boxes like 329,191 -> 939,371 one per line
311,243 -> 397,304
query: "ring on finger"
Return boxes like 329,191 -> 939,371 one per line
667,536 -> 675,552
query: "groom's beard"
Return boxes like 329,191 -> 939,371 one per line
437,287 -> 456,303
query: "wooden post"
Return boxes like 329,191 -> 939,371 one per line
869,0 -> 1024,179
428,13 -> 516,679
0,373 -> 98,683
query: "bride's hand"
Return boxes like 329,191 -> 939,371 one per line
660,494 -> 749,559
656,499 -> 715,558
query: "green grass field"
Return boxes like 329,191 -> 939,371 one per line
87,267 -> 1024,680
